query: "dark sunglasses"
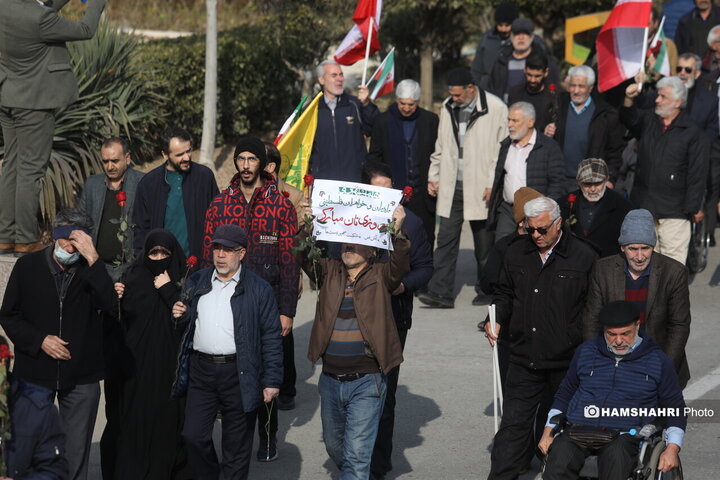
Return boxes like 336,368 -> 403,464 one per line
675,66 -> 694,74
525,218 -> 558,235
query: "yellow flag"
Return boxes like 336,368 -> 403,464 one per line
277,92 -> 322,191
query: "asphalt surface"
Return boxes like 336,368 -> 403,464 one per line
87,223 -> 720,479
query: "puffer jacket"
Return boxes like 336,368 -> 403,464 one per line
202,173 -> 299,318
170,266 -> 283,413
296,229 -> 410,373
554,335 -> 686,432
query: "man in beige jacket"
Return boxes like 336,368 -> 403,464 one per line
419,68 -> 508,308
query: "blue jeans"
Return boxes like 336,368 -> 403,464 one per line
319,372 -> 387,480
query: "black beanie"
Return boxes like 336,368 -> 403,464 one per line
233,136 -> 267,170
494,1 -> 519,24
447,68 -> 474,87
599,301 -> 640,328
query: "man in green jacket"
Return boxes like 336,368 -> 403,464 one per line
0,0 -> 106,255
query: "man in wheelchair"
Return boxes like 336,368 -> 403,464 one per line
538,301 -> 687,480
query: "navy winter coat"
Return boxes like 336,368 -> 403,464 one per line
5,379 -> 68,480
553,335 -> 687,433
310,93 -> 378,182
171,266 -> 283,413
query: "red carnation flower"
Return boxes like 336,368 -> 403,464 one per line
567,193 -> 577,203
402,185 -> 414,203
186,256 -> 198,268
0,344 -> 13,360
303,174 -> 314,186
282,191 -> 290,198
548,83 -> 557,93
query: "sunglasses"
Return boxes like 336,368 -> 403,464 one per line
525,217 -> 558,235
675,66 -> 694,74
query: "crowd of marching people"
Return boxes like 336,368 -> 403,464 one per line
0,0 -> 716,479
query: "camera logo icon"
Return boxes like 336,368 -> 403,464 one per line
584,405 -> 600,418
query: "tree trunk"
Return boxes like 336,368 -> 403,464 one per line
199,0 -> 218,172
420,40 -> 433,110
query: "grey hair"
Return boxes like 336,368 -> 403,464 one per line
315,60 -> 340,80
509,101 -> 536,120
707,25 -> 720,46
54,207 -> 94,230
524,196 -> 560,221
656,76 -> 688,108
678,52 -> 703,69
395,79 -> 421,101
567,65 -> 596,86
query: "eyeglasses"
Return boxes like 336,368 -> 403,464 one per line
525,217 -> 558,235
675,66 -> 694,74
235,155 -> 260,164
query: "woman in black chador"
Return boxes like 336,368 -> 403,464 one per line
102,229 -> 192,479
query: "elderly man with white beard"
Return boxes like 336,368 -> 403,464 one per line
582,209 -> 692,388
622,75 -> 710,264
560,158 -> 632,257
487,101 -> 566,240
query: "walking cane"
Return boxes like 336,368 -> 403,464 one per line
488,304 -> 504,433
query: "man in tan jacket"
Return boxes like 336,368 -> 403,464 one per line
419,67 -> 508,308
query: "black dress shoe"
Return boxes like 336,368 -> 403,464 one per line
472,293 -> 492,306
710,235 -> 716,247
417,291 -> 454,308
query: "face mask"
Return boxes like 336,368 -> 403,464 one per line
54,243 -> 80,265
144,256 -> 171,276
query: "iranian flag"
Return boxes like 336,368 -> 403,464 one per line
333,0 -> 382,66
368,48 -> 395,100
649,16 -> 670,77
596,0 -> 653,92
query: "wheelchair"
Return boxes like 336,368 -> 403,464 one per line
535,416 -> 683,480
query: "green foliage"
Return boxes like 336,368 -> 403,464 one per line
135,24 -> 302,145
0,21 -> 165,224
380,1 -> 488,81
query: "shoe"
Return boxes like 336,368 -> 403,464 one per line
14,242 -> 46,256
710,235 -> 716,247
417,290 -> 454,308
0,243 -> 14,254
472,293 -> 492,306
276,395 -> 295,411
257,441 -> 278,462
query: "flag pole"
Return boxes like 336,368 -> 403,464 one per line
638,26 -> 649,93
361,17 -> 374,86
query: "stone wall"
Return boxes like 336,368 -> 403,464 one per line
0,255 -> 15,303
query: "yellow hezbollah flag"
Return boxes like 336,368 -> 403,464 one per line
277,92 -> 322,191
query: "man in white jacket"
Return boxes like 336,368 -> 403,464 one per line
419,68 -> 508,308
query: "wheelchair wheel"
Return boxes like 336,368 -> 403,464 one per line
645,440 -> 683,479
687,218 -> 709,274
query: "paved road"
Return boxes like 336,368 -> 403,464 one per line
88,223 -> 720,478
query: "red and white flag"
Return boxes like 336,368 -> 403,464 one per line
333,0 -> 382,66
596,0 -> 652,92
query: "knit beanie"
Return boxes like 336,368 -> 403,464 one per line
233,136 -> 267,170
599,301 -> 640,327
618,209 -> 657,246
513,187 -> 543,224
495,1 -> 519,24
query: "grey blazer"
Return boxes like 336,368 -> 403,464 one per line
0,0 -> 106,109
79,168 -> 145,245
